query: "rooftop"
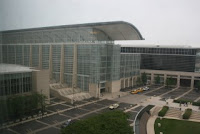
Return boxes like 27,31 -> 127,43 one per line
119,44 -> 200,49
1,21 -> 144,41
0,64 -> 34,74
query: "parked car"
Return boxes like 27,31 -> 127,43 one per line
143,86 -> 149,91
109,103 -> 119,110
61,119 -> 72,128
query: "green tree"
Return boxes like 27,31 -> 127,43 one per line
141,72 -> 147,85
61,110 -> 133,134
166,77 -> 175,88
136,76 -> 142,86
0,92 -> 47,123
155,75 -> 161,85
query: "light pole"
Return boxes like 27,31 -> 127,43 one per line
98,82 -> 100,99
40,89 -> 44,118
72,84 -> 75,105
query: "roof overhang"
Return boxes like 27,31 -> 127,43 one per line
92,21 -> 144,40
1,21 -> 144,41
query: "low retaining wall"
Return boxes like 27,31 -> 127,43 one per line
134,105 -> 154,134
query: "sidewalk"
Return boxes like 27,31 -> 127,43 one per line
146,116 -> 157,134
141,96 -> 200,112
100,91 -> 129,100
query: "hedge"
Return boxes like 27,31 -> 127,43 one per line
174,99 -> 200,106
192,102 -> 200,106
173,99 -> 192,104
158,106 -> 169,117
182,108 -> 192,119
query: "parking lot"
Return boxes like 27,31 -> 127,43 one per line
0,97 -> 140,134
1,84 -> 199,134
144,86 -> 173,96
162,87 -> 190,99
180,90 -> 200,101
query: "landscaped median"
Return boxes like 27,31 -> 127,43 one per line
182,108 -> 192,119
173,99 -> 200,106
158,106 -> 169,117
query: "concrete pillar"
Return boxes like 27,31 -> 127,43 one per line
60,44 -> 65,84
151,73 -> 154,85
124,79 -> 125,88
191,76 -> 194,89
72,44 -> 77,87
127,78 -> 130,87
38,45 -> 42,69
49,45 -> 53,80
164,74 -> 167,85
132,77 -> 134,86
29,45 -> 32,67
177,75 -> 180,87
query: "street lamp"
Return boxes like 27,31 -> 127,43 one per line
72,84 -> 75,105
40,89 -> 44,118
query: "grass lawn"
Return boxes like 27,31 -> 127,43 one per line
154,118 -> 200,134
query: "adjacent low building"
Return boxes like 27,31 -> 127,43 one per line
121,44 -> 200,88
0,64 -> 50,101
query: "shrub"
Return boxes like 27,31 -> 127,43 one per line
182,109 -> 192,119
192,102 -> 200,106
158,106 -> 169,117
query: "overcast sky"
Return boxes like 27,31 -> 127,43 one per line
0,0 -> 200,46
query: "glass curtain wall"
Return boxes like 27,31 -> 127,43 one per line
121,47 -> 197,72
0,72 -> 32,96
0,33 -> 2,63
16,45 -> 23,65
64,45 -> 74,87
195,49 -> 200,72
120,54 -> 141,78
32,45 -> 39,67
42,45 -> 50,69
23,45 -> 30,66
2,28 -> 111,44
52,45 -> 61,82
7,45 -> 15,64
77,45 -> 91,91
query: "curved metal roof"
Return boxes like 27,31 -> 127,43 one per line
1,21 -> 144,40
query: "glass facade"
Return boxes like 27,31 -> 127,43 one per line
195,50 -> 200,72
42,45 -> 50,69
121,47 -> 198,72
16,45 -> 23,65
2,28 -> 111,44
120,54 -> 140,78
0,72 -> 32,96
52,45 -> 61,82
64,45 -> 74,87
32,45 -> 39,67
0,33 -> 2,63
23,45 -> 30,66
121,47 -> 196,55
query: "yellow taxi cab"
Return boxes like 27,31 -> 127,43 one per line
130,89 -> 139,94
137,88 -> 143,93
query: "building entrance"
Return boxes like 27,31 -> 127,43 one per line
100,88 -> 106,93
